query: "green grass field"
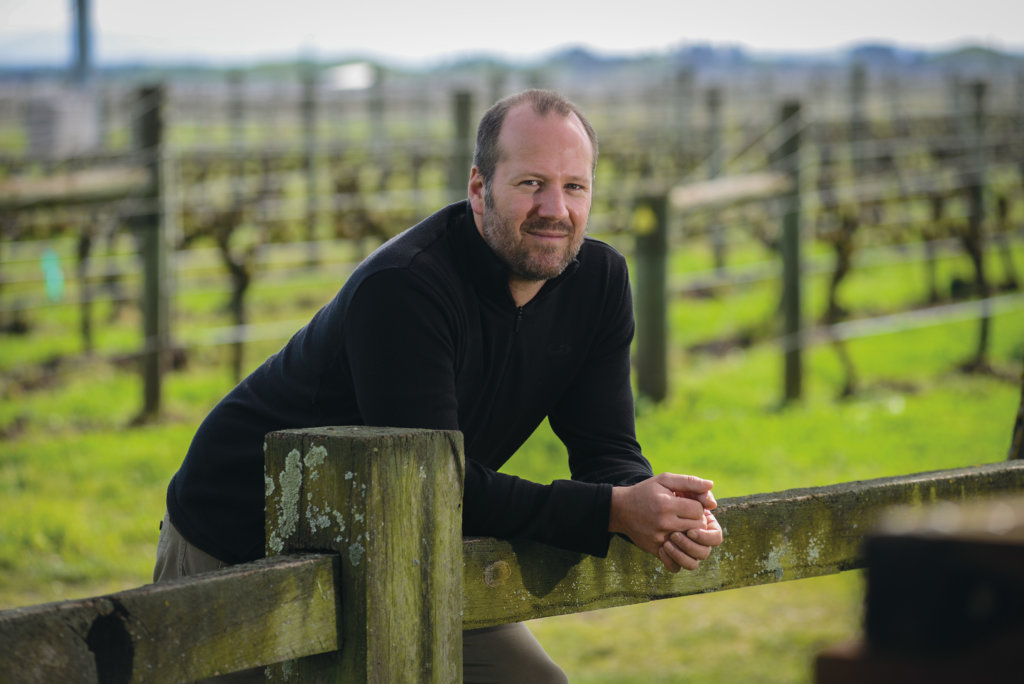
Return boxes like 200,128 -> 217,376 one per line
1,232 -> 1022,682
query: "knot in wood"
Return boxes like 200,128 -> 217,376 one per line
483,560 -> 511,587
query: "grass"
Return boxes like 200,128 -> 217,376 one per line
0,229 -> 1022,682
531,573 -> 864,683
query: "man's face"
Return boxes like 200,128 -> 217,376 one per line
469,105 -> 593,287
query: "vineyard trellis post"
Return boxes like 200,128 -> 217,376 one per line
707,86 -> 726,273
228,69 -> 245,208
674,67 -> 695,151
302,65 -> 320,267
451,90 -> 474,200
778,100 -> 803,403
634,192 -> 669,403
1010,361 -> 1024,460
963,80 -> 991,370
135,83 -> 168,419
849,63 -> 867,178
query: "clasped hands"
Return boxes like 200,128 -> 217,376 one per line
609,473 -> 723,573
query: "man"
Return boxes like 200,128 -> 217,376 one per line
156,89 -> 722,683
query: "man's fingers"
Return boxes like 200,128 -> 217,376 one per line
695,489 -> 718,510
657,545 -> 682,573
670,531 -> 712,561
661,538 -> 700,571
671,496 -> 707,523
658,472 -> 714,496
685,513 -> 724,547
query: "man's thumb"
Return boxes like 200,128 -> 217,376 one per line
660,472 -> 713,494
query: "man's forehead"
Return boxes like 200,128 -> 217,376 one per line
501,103 -> 586,138
497,105 -> 593,166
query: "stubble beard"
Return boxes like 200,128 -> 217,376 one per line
481,193 -> 585,283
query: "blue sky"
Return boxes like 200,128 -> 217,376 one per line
2,0 -> 1022,66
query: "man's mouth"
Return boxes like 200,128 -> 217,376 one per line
527,229 -> 569,240
523,220 -> 572,240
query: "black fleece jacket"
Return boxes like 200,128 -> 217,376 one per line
166,201 -> 653,564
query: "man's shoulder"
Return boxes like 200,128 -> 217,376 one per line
581,235 -> 626,260
336,202 -> 465,308
362,201 -> 463,271
578,236 -> 629,278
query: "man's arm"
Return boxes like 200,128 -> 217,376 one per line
344,268 -> 621,555
547,248 -> 723,570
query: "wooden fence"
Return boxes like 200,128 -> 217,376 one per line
2,426 -> 1023,682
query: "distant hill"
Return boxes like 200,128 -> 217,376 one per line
1,35 -> 1021,84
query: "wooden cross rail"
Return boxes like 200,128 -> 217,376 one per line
1,428 -> 1022,683
668,171 -> 792,213
0,166 -> 151,211
0,554 -> 339,683
463,460 -> 1024,627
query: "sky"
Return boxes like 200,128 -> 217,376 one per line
1,0 -> 1023,67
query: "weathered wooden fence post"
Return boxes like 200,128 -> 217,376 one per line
778,100 -> 803,404
264,426 -> 464,682
634,192 -> 669,403
135,83 -> 167,419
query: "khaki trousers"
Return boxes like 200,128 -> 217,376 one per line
154,513 -> 567,683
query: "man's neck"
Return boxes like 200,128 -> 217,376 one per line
508,278 -> 544,308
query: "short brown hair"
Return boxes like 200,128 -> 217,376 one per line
473,89 -> 599,186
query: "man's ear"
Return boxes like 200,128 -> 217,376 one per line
468,166 -> 486,216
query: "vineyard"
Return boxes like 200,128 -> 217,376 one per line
2,57 -> 1023,682
1,59 -> 1022,419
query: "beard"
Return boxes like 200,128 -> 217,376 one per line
480,196 -> 585,283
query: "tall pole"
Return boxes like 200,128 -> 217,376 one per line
71,0 -> 92,85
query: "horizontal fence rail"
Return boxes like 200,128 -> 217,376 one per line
0,554 -> 338,683
462,460 -> 1024,628
2,425 -> 1022,682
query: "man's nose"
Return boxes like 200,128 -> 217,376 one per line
534,186 -> 569,219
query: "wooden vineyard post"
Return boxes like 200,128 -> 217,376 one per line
964,80 -> 991,370
302,65 -> 321,267
1010,363 -> 1024,460
135,83 -> 167,419
634,192 -> 669,403
707,87 -> 726,273
264,427 -> 465,682
778,100 -> 803,404
450,90 -> 473,201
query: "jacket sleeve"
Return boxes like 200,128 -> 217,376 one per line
548,252 -> 654,487
343,268 -> 618,556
